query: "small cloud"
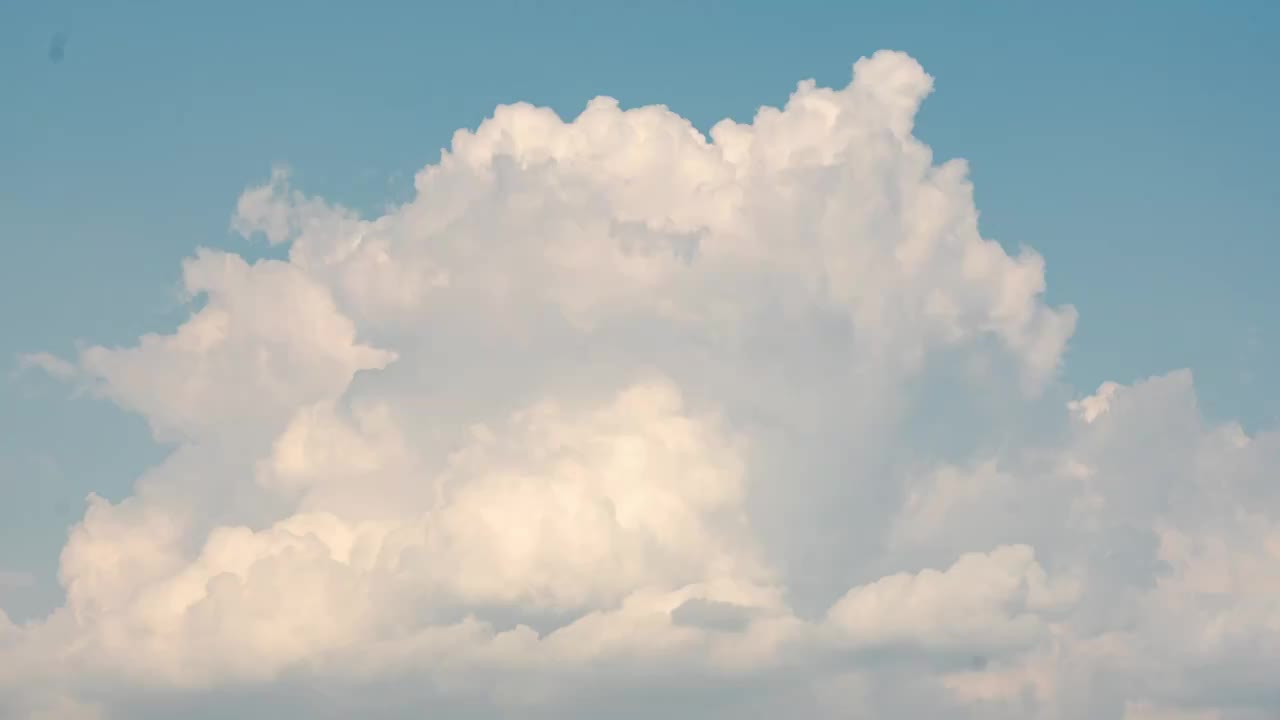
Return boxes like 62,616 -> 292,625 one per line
15,352 -> 78,381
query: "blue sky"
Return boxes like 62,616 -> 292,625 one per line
1,0 -> 1278,680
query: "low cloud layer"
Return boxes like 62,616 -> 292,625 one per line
4,51 -> 1277,719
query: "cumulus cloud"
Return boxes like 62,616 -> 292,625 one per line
3,50 -> 1277,719
825,544 -> 1076,661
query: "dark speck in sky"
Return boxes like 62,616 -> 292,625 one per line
49,31 -> 68,63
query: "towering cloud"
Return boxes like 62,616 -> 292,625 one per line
4,51 -> 1276,720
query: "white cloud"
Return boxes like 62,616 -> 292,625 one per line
76,250 -> 396,445
14,352 -> 79,381
826,544 -> 1076,659
3,49 -> 1277,719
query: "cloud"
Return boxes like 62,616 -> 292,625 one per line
76,250 -> 397,446
15,352 -> 79,381
3,49 -> 1277,719
826,545 -> 1076,661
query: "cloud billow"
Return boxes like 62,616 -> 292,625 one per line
4,50 -> 1278,720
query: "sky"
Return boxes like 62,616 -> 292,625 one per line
1,1 -> 1279,718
